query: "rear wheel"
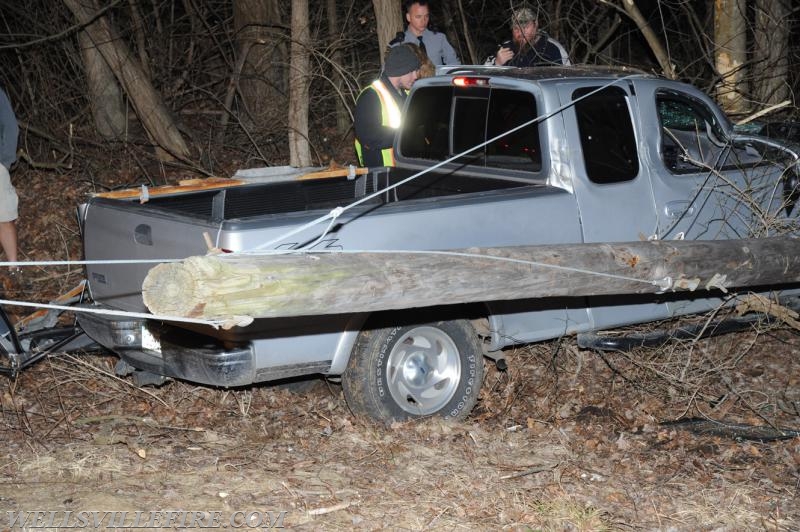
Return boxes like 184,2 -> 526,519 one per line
343,319 -> 483,422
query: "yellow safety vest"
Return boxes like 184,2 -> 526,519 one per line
354,79 -> 402,167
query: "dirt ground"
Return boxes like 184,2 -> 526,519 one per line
1,168 -> 799,530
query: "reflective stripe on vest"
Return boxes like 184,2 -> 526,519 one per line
354,79 -> 402,167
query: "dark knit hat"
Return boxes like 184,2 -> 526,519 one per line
384,45 -> 421,76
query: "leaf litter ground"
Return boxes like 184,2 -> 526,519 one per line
1,167 -> 799,530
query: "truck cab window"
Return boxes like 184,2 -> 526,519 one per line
572,86 -> 638,184
655,89 -> 771,175
400,86 -> 541,174
401,86 -> 452,161
485,89 -> 542,172
657,91 -> 728,174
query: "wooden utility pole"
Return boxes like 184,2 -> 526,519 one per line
142,237 -> 800,322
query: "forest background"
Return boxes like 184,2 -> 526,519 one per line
1,3 -> 799,528
0,0 -> 797,180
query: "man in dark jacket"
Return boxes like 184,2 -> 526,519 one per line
354,45 -> 421,168
0,87 -> 19,275
490,7 -> 570,67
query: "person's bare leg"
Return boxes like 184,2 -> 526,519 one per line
0,220 -> 17,269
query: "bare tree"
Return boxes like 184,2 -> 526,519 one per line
752,0 -> 791,107
450,0 -> 477,63
62,0 -> 189,160
600,0 -> 676,79
713,0 -> 748,115
288,0 -> 311,167
371,0 -> 403,63
233,0 -> 286,125
326,0 -> 349,136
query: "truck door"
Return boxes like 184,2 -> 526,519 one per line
629,79 -> 799,316
556,81 -> 667,328
631,79 -> 794,241
556,82 -> 659,242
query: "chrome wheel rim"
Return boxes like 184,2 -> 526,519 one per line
385,326 -> 461,416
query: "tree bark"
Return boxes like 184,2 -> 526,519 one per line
288,0 -> 312,167
63,0 -> 190,160
326,0 -> 349,136
713,0 -> 748,115
371,0 -> 403,64
453,0 -> 477,64
127,0 -> 152,79
752,0 -> 790,107
77,28 -> 126,139
142,237 -> 800,321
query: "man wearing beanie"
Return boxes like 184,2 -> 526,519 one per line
354,45 -> 421,168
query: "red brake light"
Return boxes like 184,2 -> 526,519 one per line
452,76 -> 490,87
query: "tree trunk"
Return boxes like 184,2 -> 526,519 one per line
142,237 -> 800,321
288,0 -> 312,167
714,0 -> 748,115
233,0 -> 286,125
371,0 -> 403,64
63,0 -> 190,160
453,0 -> 477,63
619,0 -> 676,79
127,0 -> 152,79
753,0 -> 790,107
77,29 -> 126,140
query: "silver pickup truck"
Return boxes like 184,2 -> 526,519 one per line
78,66 -> 800,422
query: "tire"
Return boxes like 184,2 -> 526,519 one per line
343,319 -> 483,422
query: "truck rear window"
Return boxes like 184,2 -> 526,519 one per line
400,86 -> 542,174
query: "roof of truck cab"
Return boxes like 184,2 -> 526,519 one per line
435,64 -> 656,82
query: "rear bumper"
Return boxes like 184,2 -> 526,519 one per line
77,307 -> 256,387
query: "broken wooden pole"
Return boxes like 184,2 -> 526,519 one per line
142,237 -> 800,322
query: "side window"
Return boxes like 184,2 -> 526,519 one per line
655,90 -> 770,174
657,91 -> 729,174
400,85 -> 542,174
573,86 -> 639,184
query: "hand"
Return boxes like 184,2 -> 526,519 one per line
495,46 -> 514,66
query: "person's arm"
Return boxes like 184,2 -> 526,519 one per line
439,34 -> 461,65
552,38 -> 571,65
541,36 -> 571,66
354,89 -> 396,151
